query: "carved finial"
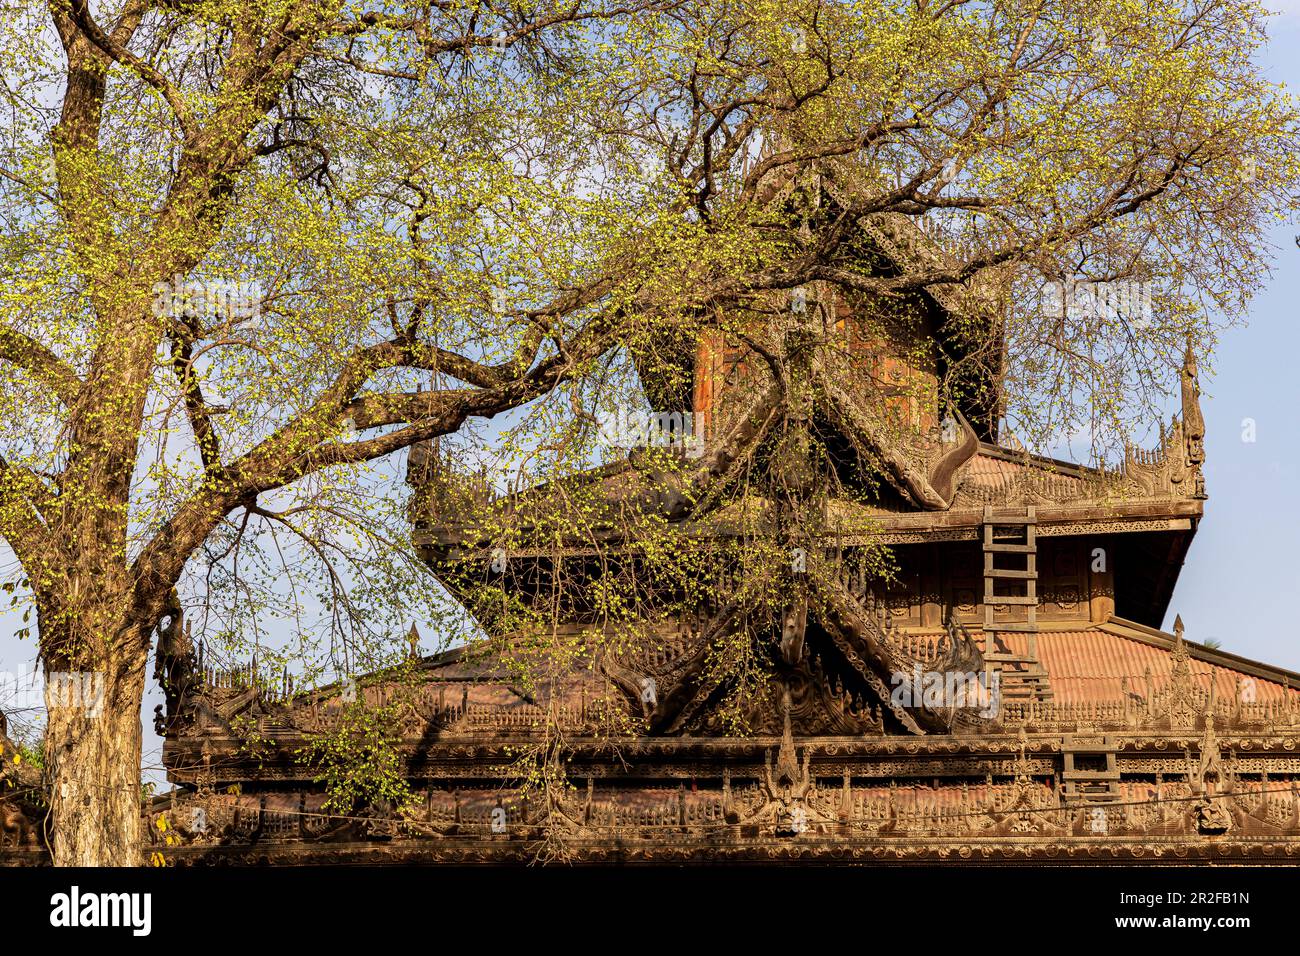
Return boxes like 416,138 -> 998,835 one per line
1174,614 -> 1185,644
774,685 -> 799,786
406,622 -> 421,660
196,739 -> 215,797
1181,339 -> 1206,495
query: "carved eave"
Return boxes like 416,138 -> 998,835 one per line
411,474 -> 1203,554
409,349 -> 1206,562
128,605 -> 1300,867
161,615 -> 1300,774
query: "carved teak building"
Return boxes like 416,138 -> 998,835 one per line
6,205 -> 1300,864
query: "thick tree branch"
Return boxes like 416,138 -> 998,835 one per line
0,326 -> 83,406
59,0 -> 193,136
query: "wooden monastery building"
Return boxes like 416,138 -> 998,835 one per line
4,177 -> 1300,866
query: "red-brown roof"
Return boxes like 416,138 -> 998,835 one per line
999,624 -> 1300,706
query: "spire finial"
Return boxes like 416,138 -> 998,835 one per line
1181,340 -> 1206,479
774,685 -> 799,785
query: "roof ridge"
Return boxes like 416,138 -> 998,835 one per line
1101,615 -> 1300,686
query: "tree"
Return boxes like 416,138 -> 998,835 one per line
0,0 -> 1294,865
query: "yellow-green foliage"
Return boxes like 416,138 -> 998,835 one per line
0,0 -> 1293,863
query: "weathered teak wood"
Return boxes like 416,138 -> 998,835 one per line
64,230 -> 1259,867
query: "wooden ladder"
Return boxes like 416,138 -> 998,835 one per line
982,506 -> 1052,701
1061,735 -> 1122,804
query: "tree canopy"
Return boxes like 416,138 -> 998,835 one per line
0,0 -> 1294,865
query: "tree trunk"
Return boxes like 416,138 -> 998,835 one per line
43,644 -> 147,867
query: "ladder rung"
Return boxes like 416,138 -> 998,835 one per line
987,569 -> 1036,579
1064,742 -> 1118,754
983,506 -> 1037,524
987,622 -> 1040,632
984,543 -> 1035,553
987,595 -> 1038,605
991,670 -> 1050,682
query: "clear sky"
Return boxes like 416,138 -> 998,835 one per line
1169,4 -> 1300,666
0,6 -> 1298,779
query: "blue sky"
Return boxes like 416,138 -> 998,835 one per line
0,6 -> 1298,777
1169,5 -> 1300,665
